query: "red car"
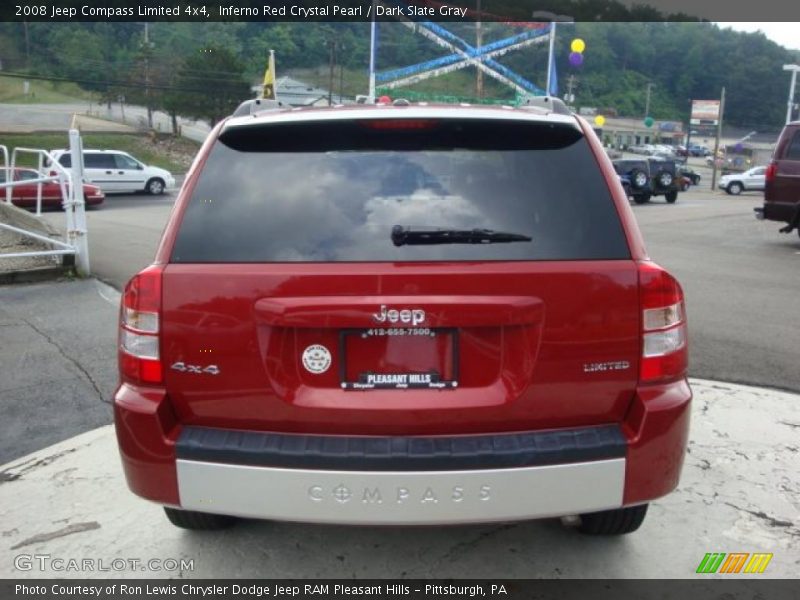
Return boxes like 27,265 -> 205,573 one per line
0,167 -> 104,210
114,100 -> 691,535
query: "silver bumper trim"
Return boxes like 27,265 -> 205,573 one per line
176,458 -> 625,525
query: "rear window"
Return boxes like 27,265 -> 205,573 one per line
171,118 -> 630,263
784,130 -> 800,160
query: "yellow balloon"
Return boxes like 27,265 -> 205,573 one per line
594,115 -> 606,127
571,39 -> 586,53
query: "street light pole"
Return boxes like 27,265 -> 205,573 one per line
783,64 -> 800,124
144,23 -> 152,129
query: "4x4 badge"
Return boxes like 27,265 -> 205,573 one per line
170,361 -> 220,375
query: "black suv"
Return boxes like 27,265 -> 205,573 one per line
613,157 -> 680,204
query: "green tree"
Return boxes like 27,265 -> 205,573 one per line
165,45 -> 251,126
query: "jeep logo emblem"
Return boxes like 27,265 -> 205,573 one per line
372,305 -> 425,326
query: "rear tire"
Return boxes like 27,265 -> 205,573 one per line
577,504 -> 648,535
665,191 -> 678,203
164,507 -> 238,530
633,194 -> 651,204
727,182 -> 743,195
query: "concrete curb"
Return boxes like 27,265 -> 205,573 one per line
0,266 -> 71,285
0,378 -> 797,579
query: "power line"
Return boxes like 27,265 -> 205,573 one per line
0,71 -> 250,95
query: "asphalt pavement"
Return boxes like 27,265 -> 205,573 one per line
0,279 -> 117,464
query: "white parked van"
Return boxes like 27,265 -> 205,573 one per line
50,149 -> 175,195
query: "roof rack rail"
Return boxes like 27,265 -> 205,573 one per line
518,96 -> 572,115
231,98 -> 285,118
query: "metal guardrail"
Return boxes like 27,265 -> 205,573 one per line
0,129 -> 90,275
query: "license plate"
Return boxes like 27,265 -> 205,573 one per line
338,328 -> 459,391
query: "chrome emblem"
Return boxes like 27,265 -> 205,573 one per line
583,360 -> 631,373
372,305 -> 426,326
170,361 -> 219,375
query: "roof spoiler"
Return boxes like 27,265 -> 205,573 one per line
232,98 -> 286,118
518,96 -> 572,116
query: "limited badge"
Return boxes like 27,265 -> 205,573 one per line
302,344 -> 332,374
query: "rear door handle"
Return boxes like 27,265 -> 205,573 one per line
118,171 -> 124,174
105,170 -> 112,174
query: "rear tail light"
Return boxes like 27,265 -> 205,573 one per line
119,265 -> 164,385
765,161 -> 777,183
638,262 -> 688,384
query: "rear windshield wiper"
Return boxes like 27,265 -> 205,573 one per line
391,225 -> 532,247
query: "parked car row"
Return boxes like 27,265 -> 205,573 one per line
628,143 -> 680,158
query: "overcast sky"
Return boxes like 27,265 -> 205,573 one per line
715,23 -> 800,52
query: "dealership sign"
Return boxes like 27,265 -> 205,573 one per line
691,100 -> 721,126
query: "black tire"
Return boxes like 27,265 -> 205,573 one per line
145,178 -> 166,195
578,504 -> 648,535
727,181 -> 743,195
164,507 -> 238,530
633,193 -> 651,204
665,190 -> 678,203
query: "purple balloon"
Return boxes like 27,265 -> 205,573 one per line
569,52 -> 584,67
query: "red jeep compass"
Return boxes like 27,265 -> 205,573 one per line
114,100 -> 691,535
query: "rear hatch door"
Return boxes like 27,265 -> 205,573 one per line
161,113 -> 640,435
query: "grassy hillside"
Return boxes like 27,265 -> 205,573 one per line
0,75 -> 92,104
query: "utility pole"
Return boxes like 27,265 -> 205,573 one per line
565,74 -> 576,104
327,39 -> 337,106
476,0 -> 483,98
339,44 -> 345,103
23,21 -> 31,69
644,82 -> 655,117
711,87 -> 726,191
368,0 -> 376,103
144,23 -> 153,129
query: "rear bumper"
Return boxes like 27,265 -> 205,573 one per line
758,201 -> 797,223
114,379 -> 691,524
176,459 -> 624,525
